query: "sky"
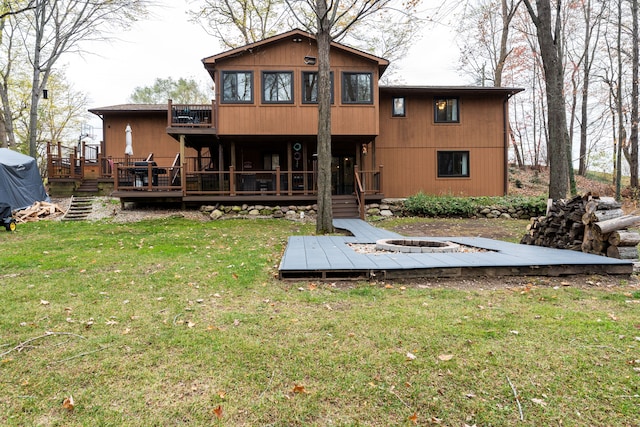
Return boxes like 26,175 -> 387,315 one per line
63,0 -> 465,139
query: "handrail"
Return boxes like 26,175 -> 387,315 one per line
354,165 -> 366,220
168,99 -> 215,128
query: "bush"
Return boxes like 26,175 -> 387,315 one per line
403,193 -> 547,218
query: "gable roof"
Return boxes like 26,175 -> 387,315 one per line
201,29 -> 390,77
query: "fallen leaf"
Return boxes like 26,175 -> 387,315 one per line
187,321 -> 196,328
510,330 -> 519,335
608,313 -> 618,321
233,319 -> 240,326
213,405 -> 223,419
438,354 -> 454,361
384,284 -> 394,289
232,273 -> 239,280
40,300 -> 50,306
308,283 -> 317,290
62,395 -> 75,411
218,390 -> 226,399
406,352 -> 417,361
408,412 -> 418,424
292,384 -> 308,394
531,398 -> 547,407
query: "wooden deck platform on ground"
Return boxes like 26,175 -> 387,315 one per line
278,219 -> 633,280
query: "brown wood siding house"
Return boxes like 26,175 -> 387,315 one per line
48,29 -> 522,206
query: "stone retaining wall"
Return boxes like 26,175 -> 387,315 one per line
200,199 -> 540,220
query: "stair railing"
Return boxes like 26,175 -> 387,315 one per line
354,165 -> 365,220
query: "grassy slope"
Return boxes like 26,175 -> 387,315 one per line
1,218 -> 639,426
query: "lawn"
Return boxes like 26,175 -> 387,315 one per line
1,217 -> 639,426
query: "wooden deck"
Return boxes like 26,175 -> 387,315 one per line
278,219 -> 633,280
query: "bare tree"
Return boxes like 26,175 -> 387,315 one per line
284,0 -> 417,234
6,0 -> 154,160
522,0 -> 570,199
188,0 -> 289,49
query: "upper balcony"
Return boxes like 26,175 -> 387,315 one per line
167,99 -> 217,130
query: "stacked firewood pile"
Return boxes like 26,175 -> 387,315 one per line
521,194 -> 640,259
14,201 -> 65,223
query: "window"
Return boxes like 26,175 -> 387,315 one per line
302,71 -> 334,103
342,72 -> 373,104
392,97 -> 405,117
262,71 -> 293,103
437,151 -> 469,177
434,97 -> 459,123
221,71 -> 253,103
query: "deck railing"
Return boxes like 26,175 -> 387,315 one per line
113,163 -> 183,192
185,167 -> 317,196
168,99 -> 216,128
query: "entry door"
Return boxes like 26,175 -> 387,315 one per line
331,156 -> 355,195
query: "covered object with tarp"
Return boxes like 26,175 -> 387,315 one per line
0,148 -> 49,211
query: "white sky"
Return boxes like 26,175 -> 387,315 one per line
63,0 -> 465,138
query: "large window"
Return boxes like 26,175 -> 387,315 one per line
302,71 -> 334,103
222,71 -> 253,103
342,72 -> 373,104
434,97 -> 459,123
437,151 -> 469,177
262,71 -> 293,103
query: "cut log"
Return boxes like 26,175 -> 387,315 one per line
595,196 -> 622,210
608,231 -> 640,247
607,245 -> 639,259
594,215 -> 640,235
593,208 -> 625,222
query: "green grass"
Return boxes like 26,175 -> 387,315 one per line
1,217 -> 639,426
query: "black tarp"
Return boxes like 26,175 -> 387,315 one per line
0,148 -> 49,211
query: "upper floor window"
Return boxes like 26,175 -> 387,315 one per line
302,71 -> 334,104
434,97 -> 459,122
392,97 -> 406,117
222,71 -> 253,103
342,72 -> 373,104
263,71 -> 293,103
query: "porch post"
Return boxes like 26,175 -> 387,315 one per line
180,135 -> 186,196
218,142 -> 224,192
287,141 -> 292,196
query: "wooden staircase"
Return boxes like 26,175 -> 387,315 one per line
332,195 -> 360,219
62,196 -> 94,221
76,179 -> 99,194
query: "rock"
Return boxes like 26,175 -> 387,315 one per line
380,209 -> 393,217
499,212 -> 512,219
248,209 -> 260,216
209,209 -> 223,220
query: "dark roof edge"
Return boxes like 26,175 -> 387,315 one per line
89,104 -> 167,115
380,85 -> 524,95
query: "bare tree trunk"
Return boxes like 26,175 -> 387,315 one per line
315,0 -> 333,234
523,0 -> 570,199
630,0 -> 639,188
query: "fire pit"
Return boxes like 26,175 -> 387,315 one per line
375,238 -> 460,253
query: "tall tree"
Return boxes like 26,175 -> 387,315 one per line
522,0 -> 570,199
285,0 -> 417,234
8,0 -> 153,160
129,77 -> 212,104
629,0 -> 639,187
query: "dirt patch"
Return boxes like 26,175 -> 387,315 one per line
389,218 -> 525,242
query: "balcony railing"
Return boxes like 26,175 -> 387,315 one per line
168,100 -> 216,128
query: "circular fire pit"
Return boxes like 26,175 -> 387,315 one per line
375,238 -> 460,253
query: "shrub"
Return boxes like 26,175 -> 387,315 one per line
403,193 -> 547,218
